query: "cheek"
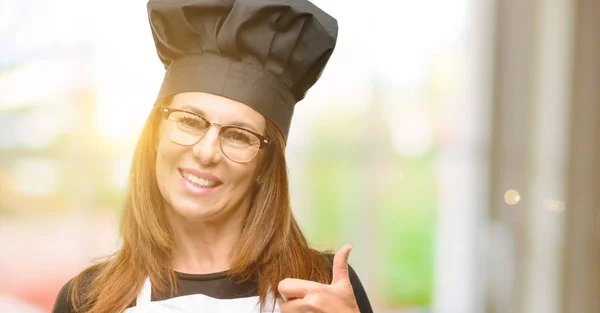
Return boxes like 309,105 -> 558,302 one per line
230,162 -> 260,192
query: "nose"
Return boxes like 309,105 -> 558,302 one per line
191,125 -> 222,165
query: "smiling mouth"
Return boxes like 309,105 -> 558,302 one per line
179,170 -> 222,189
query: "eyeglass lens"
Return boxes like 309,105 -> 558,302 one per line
166,110 -> 261,163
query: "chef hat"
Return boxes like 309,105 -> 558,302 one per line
147,0 -> 338,141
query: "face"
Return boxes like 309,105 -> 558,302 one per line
155,92 -> 266,223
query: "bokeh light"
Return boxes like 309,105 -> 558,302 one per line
504,189 -> 521,205
543,199 -> 565,213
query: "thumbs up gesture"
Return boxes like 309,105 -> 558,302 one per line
277,244 -> 361,313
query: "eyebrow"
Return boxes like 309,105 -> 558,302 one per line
181,105 -> 261,133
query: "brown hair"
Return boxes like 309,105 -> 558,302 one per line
68,101 -> 332,313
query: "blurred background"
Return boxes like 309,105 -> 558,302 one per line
1,0 -> 599,312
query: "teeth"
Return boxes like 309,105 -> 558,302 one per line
182,172 -> 217,188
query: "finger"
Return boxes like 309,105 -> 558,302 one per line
331,244 -> 352,285
278,297 -> 306,313
277,296 -> 286,307
279,295 -> 322,313
278,278 -> 321,301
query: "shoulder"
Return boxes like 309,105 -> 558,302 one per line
51,263 -> 105,313
51,276 -> 77,313
323,252 -> 374,313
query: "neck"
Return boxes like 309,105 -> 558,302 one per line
168,206 -> 247,275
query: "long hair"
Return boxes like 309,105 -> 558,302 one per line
68,100 -> 332,312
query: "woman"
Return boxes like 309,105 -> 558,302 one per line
52,0 -> 373,312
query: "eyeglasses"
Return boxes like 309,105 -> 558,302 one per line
159,106 -> 271,163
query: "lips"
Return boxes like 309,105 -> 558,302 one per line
178,168 -> 222,189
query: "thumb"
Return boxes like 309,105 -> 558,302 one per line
331,244 -> 352,285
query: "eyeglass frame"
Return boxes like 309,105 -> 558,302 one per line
158,106 -> 272,163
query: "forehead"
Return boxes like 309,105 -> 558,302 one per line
170,92 -> 266,131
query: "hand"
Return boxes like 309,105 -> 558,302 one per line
277,244 -> 360,313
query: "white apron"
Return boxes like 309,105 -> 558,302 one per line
123,277 -> 281,313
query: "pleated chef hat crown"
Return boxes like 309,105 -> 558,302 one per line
147,0 -> 338,141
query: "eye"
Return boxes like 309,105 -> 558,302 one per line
223,128 -> 259,147
178,116 -> 204,129
228,130 -> 251,143
170,111 -> 208,133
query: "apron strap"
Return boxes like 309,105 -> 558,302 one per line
136,277 -> 152,305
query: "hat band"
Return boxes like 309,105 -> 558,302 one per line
155,54 -> 295,141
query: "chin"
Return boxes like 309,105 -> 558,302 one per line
170,199 -> 215,221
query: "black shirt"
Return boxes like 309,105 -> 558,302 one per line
52,263 -> 373,313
